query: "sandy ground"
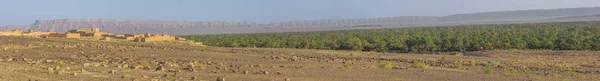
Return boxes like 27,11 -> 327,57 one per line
0,36 -> 599,81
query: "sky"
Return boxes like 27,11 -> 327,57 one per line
1,0 -> 599,25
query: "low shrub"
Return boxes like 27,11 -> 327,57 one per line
378,61 -> 394,69
413,61 -> 428,69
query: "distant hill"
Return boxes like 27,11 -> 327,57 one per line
438,7 -> 600,23
28,19 -> 257,34
546,14 -> 600,21
0,25 -> 29,30
27,17 -> 440,35
6,7 -> 600,35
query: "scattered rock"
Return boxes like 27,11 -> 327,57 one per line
71,72 -> 78,76
285,78 -> 291,81
243,70 -> 249,74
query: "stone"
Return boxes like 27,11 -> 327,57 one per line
6,57 -> 13,62
216,76 -> 225,81
285,78 -> 291,81
121,74 -> 132,78
134,65 -> 144,69
81,69 -> 87,73
45,60 -> 54,63
92,63 -> 102,67
190,77 -> 197,80
183,67 -> 194,72
109,70 -> 116,74
392,66 -> 409,70
57,70 -> 66,75
47,67 -> 55,73
83,63 -> 92,67
122,64 -> 129,68
155,66 -> 164,71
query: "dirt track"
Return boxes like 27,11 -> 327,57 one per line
0,36 -> 599,81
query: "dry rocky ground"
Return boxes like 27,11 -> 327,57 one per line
0,36 -> 599,81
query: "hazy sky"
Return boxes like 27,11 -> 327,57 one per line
1,0 -> 599,25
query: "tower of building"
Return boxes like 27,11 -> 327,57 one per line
92,28 -> 100,32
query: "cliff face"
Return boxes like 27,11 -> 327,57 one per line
25,17 -> 438,35
28,19 -> 258,34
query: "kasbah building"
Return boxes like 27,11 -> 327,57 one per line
0,28 -> 204,46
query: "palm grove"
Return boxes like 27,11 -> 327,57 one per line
182,21 -> 600,53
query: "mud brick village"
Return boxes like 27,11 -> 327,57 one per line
0,28 -> 204,46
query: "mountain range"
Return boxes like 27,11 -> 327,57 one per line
3,7 -> 600,35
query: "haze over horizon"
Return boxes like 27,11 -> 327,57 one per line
1,0 -> 600,25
